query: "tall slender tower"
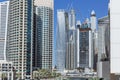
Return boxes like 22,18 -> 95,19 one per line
69,9 -> 76,30
34,0 -> 54,70
90,10 -> 97,69
91,10 -> 97,32
56,10 -> 68,73
76,21 -> 81,67
7,0 -> 33,79
66,9 -> 77,70
79,19 -> 92,68
0,1 -> 9,60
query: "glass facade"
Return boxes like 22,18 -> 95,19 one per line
66,29 -> 77,69
34,6 -> 53,70
65,9 -> 77,70
56,9 -> 77,71
56,10 -> 68,72
79,22 -> 91,68
0,1 -> 9,60
26,0 -> 33,76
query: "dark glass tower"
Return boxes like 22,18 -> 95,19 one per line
79,20 -> 92,68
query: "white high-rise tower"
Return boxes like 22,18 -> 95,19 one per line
76,21 -> 81,67
90,10 -> 97,69
91,10 -> 97,32
56,10 -> 68,73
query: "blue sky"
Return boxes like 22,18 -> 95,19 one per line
0,0 -> 7,2
54,0 -> 109,22
0,0 -> 109,66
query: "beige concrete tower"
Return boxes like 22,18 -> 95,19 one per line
7,0 -> 33,79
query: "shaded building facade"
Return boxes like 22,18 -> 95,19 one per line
33,0 -> 54,70
79,19 -> 92,68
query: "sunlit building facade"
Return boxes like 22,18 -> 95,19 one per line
6,0 -> 33,79
79,19 -> 92,68
56,10 -> 68,72
66,9 -> 77,70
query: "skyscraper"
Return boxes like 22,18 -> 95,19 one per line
79,19 -> 92,68
56,10 -> 68,72
34,0 -> 53,70
7,0 -> 33,79
0,1 -> 9,60
66,9 -> 77,70
98,16 -> 109,62
0,1 -> 14,80
90,10 -> 97,70
76,21 -> 81,67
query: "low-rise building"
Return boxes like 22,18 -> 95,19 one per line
0,60 -> 13,80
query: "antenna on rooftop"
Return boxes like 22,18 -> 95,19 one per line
76,9 -> 85,22
66,0 -> 74,11
66,4 -> 70,11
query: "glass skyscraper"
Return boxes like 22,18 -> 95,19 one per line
34,0 -> 53,70
6,0 -> 33,79
66,9 -> 77,70
56,10 -> 68,72
56,9 -> 77,71
0,1 -> 9,60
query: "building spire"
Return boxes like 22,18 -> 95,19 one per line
91,10 -> 96,16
